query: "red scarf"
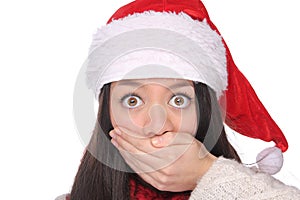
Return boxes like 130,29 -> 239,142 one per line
65,179 -> 190,199
130,178 -> 190,200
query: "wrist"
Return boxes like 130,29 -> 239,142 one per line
199,153 -> 217,179
189,153 -> 217,191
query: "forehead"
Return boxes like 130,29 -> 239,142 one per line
111,78 -> 194,89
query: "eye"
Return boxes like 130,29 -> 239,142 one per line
121,94 -> 143,109
169,94 -> 191,108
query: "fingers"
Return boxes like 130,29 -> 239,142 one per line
109,127 -> 189,172
119,149 -> 158,173
109,127 -> 165,171
151,132 -> 174,147
151,131 -> 195,148
110,129 -> 136,153
109,129 -> 157,172
109,127 -> 153,153
108,128 -> 216,192
109,127 -> 197,159
109,127 -> 209,172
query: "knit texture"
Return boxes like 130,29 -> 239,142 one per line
56,158 -> 300,199
189,157 -> 300,200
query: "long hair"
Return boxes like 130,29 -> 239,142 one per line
70,82 -> 240,200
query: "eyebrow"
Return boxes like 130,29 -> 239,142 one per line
116,80 -> 193,89
168,82 -> 193,90
116,80 -> 143,87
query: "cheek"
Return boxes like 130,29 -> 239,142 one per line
110,104 -> 130,127
110,102 -> 144,132
177,104 -> 198,136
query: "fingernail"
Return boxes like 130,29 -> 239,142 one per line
109,131 -> 115,139
115,128 -> 122,135
151,137 -> 161,146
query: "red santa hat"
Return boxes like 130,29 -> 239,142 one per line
85,0 -> 288,174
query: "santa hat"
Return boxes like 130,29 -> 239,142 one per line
85,0 -> 288,175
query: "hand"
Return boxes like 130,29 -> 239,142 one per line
109,127 -> 217,192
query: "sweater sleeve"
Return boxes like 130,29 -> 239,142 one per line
189,157 -> 300,200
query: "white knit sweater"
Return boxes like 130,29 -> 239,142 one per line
56,157 -> 300,199
189,157 -> 300,199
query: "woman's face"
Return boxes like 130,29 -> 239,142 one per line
109,78 -> 198,138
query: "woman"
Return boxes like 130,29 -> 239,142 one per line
58,0 -> 300,199
70,78 -> 242,199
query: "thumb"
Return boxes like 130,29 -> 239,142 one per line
151,132 -> 175,148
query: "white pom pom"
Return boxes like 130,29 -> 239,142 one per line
256,147 -> 283,175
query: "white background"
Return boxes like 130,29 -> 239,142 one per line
0,0 -> 299,199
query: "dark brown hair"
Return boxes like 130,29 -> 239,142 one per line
70,82 -> 240,200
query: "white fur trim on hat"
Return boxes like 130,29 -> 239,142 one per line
86,11 -> 227,99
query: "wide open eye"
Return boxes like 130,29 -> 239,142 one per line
169,94 -> 191,109
121,94 -> 143,109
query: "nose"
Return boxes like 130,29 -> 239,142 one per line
143,104 -> 173,137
